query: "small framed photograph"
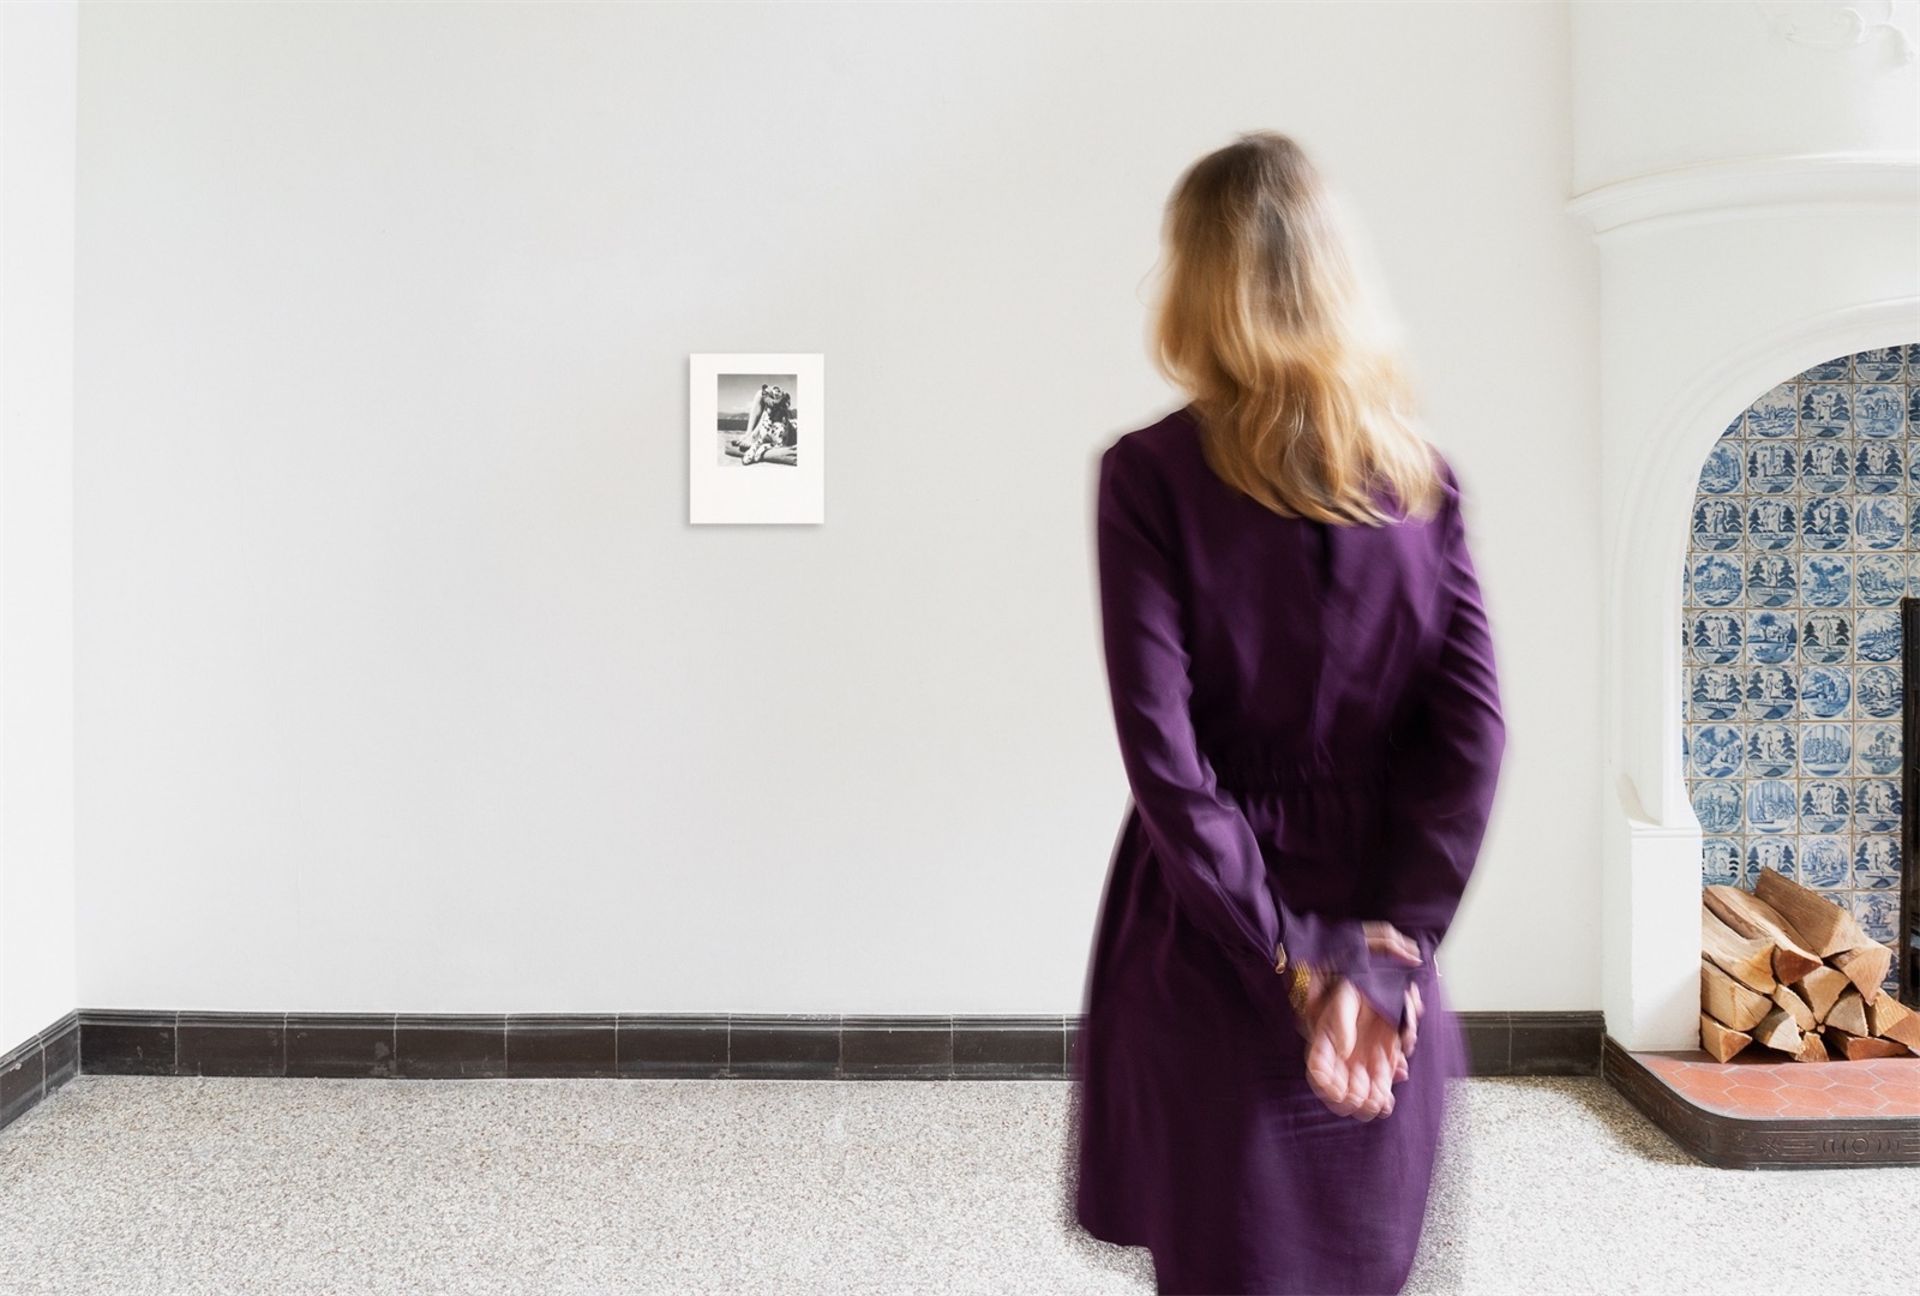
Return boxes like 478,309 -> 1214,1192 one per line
689,352 -> 825,524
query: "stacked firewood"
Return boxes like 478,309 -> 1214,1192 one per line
1700,869 -> 1918,1062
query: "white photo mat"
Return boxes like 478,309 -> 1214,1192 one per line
688,352 -> 825,524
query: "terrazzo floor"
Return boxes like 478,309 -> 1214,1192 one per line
0,1074 -> 1914,1295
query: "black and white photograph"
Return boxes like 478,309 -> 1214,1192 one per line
717,372 -> 799,467
689,352 -> 824,524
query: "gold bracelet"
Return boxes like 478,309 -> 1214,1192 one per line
1286,962 -> 1315,1018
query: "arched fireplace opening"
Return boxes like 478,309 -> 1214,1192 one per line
1681,344 -> 1919,1007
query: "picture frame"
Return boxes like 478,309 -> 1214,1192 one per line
688,352 -> 825,524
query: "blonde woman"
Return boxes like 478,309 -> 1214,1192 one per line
1070,132 -> 1506,1295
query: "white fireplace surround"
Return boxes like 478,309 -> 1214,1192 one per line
1574,155 -> 1919,1048
1570,1 -> 1920,1051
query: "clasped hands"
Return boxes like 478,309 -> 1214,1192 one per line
1293,921 -> 1425,1122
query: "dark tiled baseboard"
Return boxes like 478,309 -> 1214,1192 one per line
1457,1011 -> 1604,1077
0,1009 -> 1601,1134
0,1012 -> 79,1131
1600,1035 -> 1920,1170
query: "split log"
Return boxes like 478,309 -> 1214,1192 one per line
1702,959 -> 1773,1032
1794,1030 -> 1830,1064
1703,885 -> 1823,984
1826,987 -> 1870,1037
1702,907 -> 1776,994
1699,1014 -> 1752,1062
1793,965 -> 1850,1023
1832,943 -> 1892,1005
1822,1028 -> 1911,1061
1864,994 -> 1920,1053
1753,868 -> 1870,956
1751,1007 -> 1804,1055
1770,982 -> 1817,1033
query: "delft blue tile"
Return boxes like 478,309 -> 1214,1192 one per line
1692,780 -> 1744,835
1691,612 -> 1743,664
1747,722 -> 1797,776
1746,497 -> 1796,548
1802,496 -> 1851,548
1801,384 -> 1852,435
1858,384 -> 1905,438
1855,498 -> 1905,549
1803,356 -> 1851,382
1692,498 -> 1743,550
1854,835 -> 1901,889
1800,440 -> 1849,492
1745,665 -> 1798,719
1798,779 -> 1849,833
1855,722 -> 1901,775
1855,439 -> 1902,492
1908,382 -> 1920,427
1797,722 -> 1848,776
1744,778 -> 1798,833
1745,836 -> 1795,886
1800,553 -> 1850,605
1689,724 -> 1743,778
1701,837 -> 1742,886
1854,608 -> 1900,661
1850,891 -> 1898,944
1797,664 -> 1848,718
1853,777 -> 1901,832
1749,384 -> 1798,436
1745,609 -> 1796,663
1854,347 -> 1904,383
1718,413 -> 1744,440
1798,836 -> 1849,888
1801,611 -> 1851,661
1751,442 -> 1799,492
1856,664 -> 1901,717
1857,551 -> 1905,602
1747,554 -> 1798,606
1690,554 -> 1743,606
1699,441 -> 1743,491
1690,666 -> 1745,721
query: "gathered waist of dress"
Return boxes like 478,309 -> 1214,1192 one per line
1205,743 -> 1396,795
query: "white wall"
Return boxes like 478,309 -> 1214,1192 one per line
74,1 -> 1598,1015
1,0 -> 78,1054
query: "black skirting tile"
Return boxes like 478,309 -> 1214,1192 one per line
616,1015 -> 728,1078
396,1015 -> 506,1079
507,1016 -> 617,1078
79,1011 -> 177,1076
286,1014 -> 397,1078
177,1013 -> 286,1077
842,1016 -> 952,1078
727,1014 -> 839,1078
42,1018 -> 79,1092
1458,1012 -> 1511,1077
954,1015 -> 1065,1078
1,1045 -> 43,1127
1510,1012 -> 1603,1075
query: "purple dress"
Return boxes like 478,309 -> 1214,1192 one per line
1070,406 -> 1506,1295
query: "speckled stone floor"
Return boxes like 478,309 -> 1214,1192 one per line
0,1075 -> 1913,1294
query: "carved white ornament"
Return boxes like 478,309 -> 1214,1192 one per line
1756,0 -> 1918,64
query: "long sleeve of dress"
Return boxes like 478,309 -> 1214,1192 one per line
1346,466 -> 1507,1024
1095,437 -> 1376,1021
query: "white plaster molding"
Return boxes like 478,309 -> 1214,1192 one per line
1754,0 -> 1918,64
1567,152 -> 1920,236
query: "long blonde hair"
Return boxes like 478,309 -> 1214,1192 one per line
1150,131 -> 1443,525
